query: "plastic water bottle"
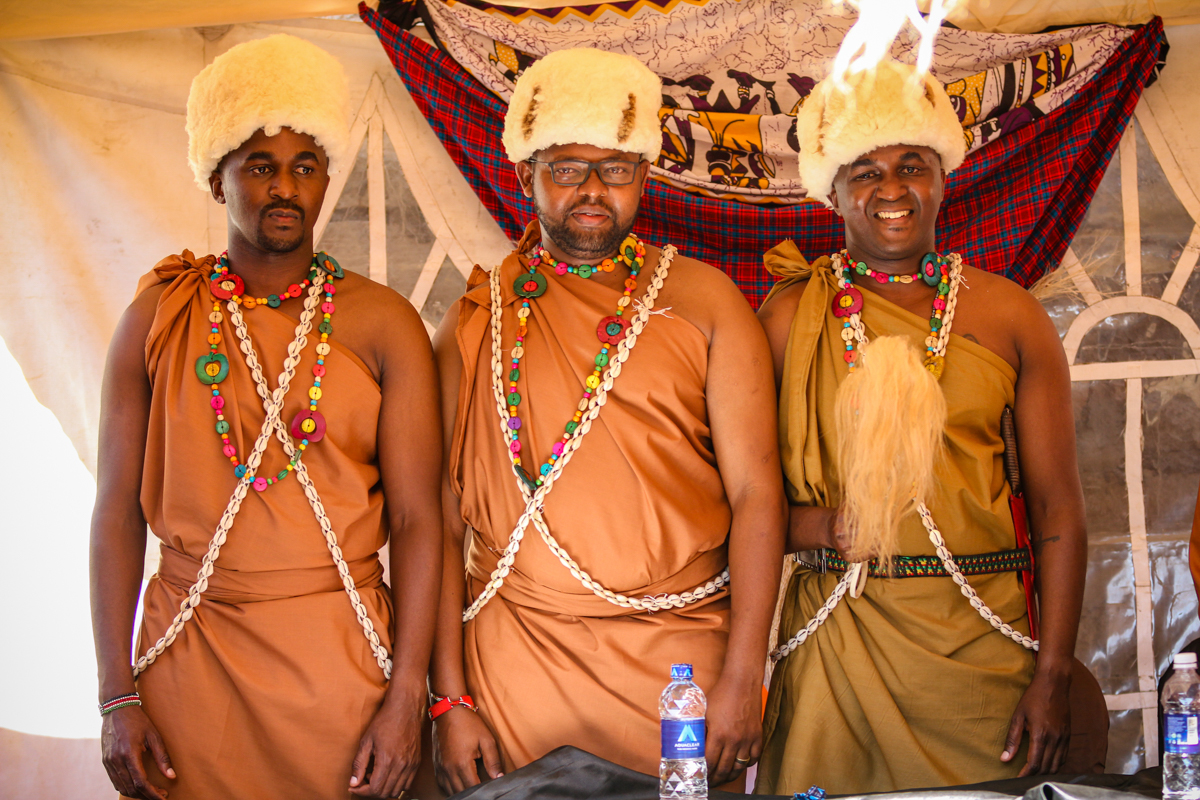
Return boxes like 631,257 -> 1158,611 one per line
660,663 -> 707,800
1164,652 -> 1200,800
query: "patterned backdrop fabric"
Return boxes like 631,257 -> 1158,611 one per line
361,0 -> 1166,305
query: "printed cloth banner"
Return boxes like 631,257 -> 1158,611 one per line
362,0 -> 1165,304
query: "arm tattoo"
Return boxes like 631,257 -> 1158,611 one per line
1032,534 -> 1061,555
963,333 -> 980,344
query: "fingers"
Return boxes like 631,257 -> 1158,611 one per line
1000,710 -> 1025,764
479,734 -> 505,781
103,756 -> 136,798
125,750 -> 169,800
1049,734 -> 1069,775
1019,730 -> 1047,778
707,735 -> 737,787
145,729 -> 177,780
349,737 -> 373,791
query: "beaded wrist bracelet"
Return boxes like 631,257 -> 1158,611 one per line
428,694 -> 475,721
99,692 -> 141,716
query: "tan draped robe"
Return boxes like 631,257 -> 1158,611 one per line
756,242 -> 1035,795
450,225 -> 731,775
131,252 -> 393,800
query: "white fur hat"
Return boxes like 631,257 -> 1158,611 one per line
796,59 -> 966,207
186,34 -> 350,191
502,48 -> 663,164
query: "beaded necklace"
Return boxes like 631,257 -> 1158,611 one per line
832,252 -> 959,379
196,252 -> 344,492
535,233 -> 638,279
505,235 -> 646,489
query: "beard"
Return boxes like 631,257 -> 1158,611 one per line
536,196 -> 636,261
253,199 -> 307,253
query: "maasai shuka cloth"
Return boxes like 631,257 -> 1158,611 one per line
360,1 -> 1166,305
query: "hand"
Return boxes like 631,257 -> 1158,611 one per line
101,705 -> 175,800
704,676 -> 763,786
1001,668 -> 1072,776
823,506 -> 880,563
433,707 -> 503,795
349,688 -> 424,798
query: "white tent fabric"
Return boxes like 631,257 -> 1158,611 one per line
2,7 -> 1200,800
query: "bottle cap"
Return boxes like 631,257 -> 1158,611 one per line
670,663 -> 693,681
1175,652 -> 1198,669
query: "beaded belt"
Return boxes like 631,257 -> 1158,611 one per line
794,548 -> 1031,578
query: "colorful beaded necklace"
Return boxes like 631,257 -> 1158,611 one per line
832,252 -> 961,379
505,234 -> 645,489
196,251 -> 344,492
535,237 -> 632,279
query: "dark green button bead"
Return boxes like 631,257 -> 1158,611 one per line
513,272 -> 548,299
623,245 -> 636,261
507,391 -> 521,406
930,318 -> 942,330
566,421 -> 578,434
595,353 -> 609,367
318,253 -> 345,279
267,295 -> 281,308
215,420 -> 230,434
195,353 -> 229,385
577,265 -> 593,279
509,369 -> 521,381
318,321 -> 333,335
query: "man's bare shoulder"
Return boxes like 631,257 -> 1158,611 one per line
335,270 -> 426,330
651,247 -> 757,340
959,263 -> 1048,324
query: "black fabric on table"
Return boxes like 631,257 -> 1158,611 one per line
447,746 -> 1162,800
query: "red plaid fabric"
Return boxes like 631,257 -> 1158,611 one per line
362,3 -> 1165,307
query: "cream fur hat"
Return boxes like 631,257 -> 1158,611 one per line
186,34 -> 350,190
796,59 -> 966,207
502,48 -> 663,164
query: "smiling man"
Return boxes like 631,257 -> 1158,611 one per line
754,60 -> 1087,793
429,48 -> 785,792
89,35 -> 441,800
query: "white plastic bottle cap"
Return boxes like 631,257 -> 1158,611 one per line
1175,652 -> 1198,668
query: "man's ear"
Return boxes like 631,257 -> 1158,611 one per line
515,161 -> 534,198
209,171 -> 226,205
828,186 -> 842,218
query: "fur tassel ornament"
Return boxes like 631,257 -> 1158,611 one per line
833,335 -> 947,571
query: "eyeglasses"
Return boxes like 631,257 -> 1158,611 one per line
527,158 -> 643,186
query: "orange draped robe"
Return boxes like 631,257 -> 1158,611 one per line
131,252 -> 393,800
450,226 -> 732,775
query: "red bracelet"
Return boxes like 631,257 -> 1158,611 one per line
428,694 -> 476,721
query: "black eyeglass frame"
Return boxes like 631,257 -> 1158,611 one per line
526,157 -> 645,187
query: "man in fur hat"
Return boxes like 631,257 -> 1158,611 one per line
754,60 -> 1087,793
429,48 -> 785,791
90,35 -> 441,800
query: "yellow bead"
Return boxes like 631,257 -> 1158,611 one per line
309,386 -> 322,400
585,375 -> 600,389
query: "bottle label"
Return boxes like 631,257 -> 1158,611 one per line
662,719 -> 706,760
1166,713 -> 1200,755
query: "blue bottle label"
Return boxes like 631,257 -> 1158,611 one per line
1166,713 -> 1200,755
662,719 -> 706,759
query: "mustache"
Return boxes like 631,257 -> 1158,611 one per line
568,198 -> 616,216
260,199 -> 305,221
